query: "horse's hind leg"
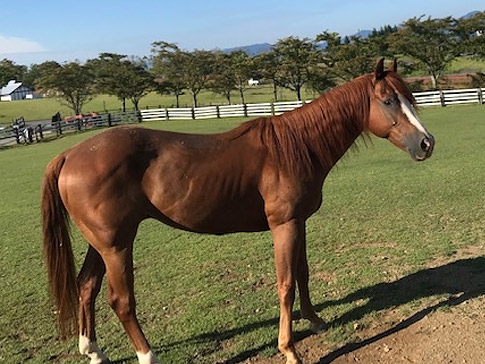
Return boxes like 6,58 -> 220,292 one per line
103,239 -> 160,364
77,246 -> 109,364
296,225 -> 326,333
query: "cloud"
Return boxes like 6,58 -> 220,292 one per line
0,34 -> 46,55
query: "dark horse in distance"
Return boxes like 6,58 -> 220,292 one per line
42,59 -> 434,364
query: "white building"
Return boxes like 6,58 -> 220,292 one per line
0,80 -> 37,101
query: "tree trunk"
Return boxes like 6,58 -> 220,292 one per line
239,88 -> 245,105
175,94 -> 180,108
226,92 -> 231,105
296,85 -> 302,101
133,99 -> 140,112
192,92 -> 198,108
430,73 -> 438,90
122,98 -> 126,112
273,80 -> 278,102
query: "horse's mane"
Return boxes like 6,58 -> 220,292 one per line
227,72 -> 414,177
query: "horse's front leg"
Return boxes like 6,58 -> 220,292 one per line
271,219 -> 303,364
296,224 -> 326,333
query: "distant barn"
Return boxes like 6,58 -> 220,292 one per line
0,80 -> 38,101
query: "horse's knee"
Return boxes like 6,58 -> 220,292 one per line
107,292 -> 135,321
278,283 -> 296,304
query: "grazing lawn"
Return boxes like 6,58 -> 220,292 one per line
0,104 -> 483,363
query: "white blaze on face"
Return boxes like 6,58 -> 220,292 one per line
79,335 -> 108,364
398,95 -> 429,136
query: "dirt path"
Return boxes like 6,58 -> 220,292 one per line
244,246 -> 485,364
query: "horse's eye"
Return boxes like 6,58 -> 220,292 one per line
384,99 -> 394,106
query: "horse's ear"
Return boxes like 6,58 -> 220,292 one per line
390,58 -> 398,73
374,58 -> 385,80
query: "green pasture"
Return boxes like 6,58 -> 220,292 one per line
0,105 -> 484,363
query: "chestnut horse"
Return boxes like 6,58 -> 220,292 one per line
42,59 -> 434,364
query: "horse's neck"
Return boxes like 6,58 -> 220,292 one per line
294,82 -> 369,174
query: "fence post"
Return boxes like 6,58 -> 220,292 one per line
478,88 -> 483,105
165,108 -> 169,121
108,113 -> 112,127
271,102 -> 275,116
439,90 -> 446,107
136,110 -> 142,123
243,103 -> 248,117
191,107 -> 195,120
216,105 -> 220,118
13,125 -> 20,144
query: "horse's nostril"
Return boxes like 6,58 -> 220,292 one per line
421,137 -> 431,152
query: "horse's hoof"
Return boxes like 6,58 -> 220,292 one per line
310,317 -> 327,333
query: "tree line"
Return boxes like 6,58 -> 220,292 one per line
0,12 -> 483,116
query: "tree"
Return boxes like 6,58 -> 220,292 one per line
210,52 -> 236,104
37,62 -> 94,115
230,50 -> 255,104
180,50 -> 216,108
389,16 -> 461,89
0,59 -> 27,86
88,54 -> 153,112
22,61 -> 60,89
88,53 -> 130,111
272,36 -> 321,101
254,51 -> 280,101
120,58 -> 153,112
456,11 -> 485,58
151,42 -> 187,107
317,31 -> 380,81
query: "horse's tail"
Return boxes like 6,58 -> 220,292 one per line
41,154 -> 78,338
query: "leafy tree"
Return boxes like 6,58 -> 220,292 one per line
273,36 -> 322,101
88,53 -> 130,111
180,50 -> 216,108
456,11 -> 485,58
88,54 -> 153,112
254,51 -> 280,101
317,31 -> 380,81
210,52 -> 236,104
230,50 -> 255,104
0,59 -> 27,86
121,58 -> 153,112
151,42 -> 187,107
37,62 -> 94,115
389,16 -> 461,89
22,61 -> 60,89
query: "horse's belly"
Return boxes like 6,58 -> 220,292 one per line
151,192 -> 269,234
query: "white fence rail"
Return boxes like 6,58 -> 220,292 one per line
136,88 -> 483,122
2,87 -> 483,147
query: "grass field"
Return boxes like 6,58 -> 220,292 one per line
0,104 -> 484,363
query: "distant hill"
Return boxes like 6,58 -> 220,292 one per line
223,43 -> 272,55
222,10 -> 480,55
461,11 -> 480,19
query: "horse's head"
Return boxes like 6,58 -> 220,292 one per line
367,58 -> 435,161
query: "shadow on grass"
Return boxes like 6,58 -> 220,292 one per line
113,257 -> 485,364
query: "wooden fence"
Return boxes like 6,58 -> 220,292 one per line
139,88 -> 484,121
0,87 -> 484,146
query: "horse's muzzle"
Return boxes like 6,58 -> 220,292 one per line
412,134 -> 435,161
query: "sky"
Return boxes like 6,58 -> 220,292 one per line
1,0 -> 483,66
